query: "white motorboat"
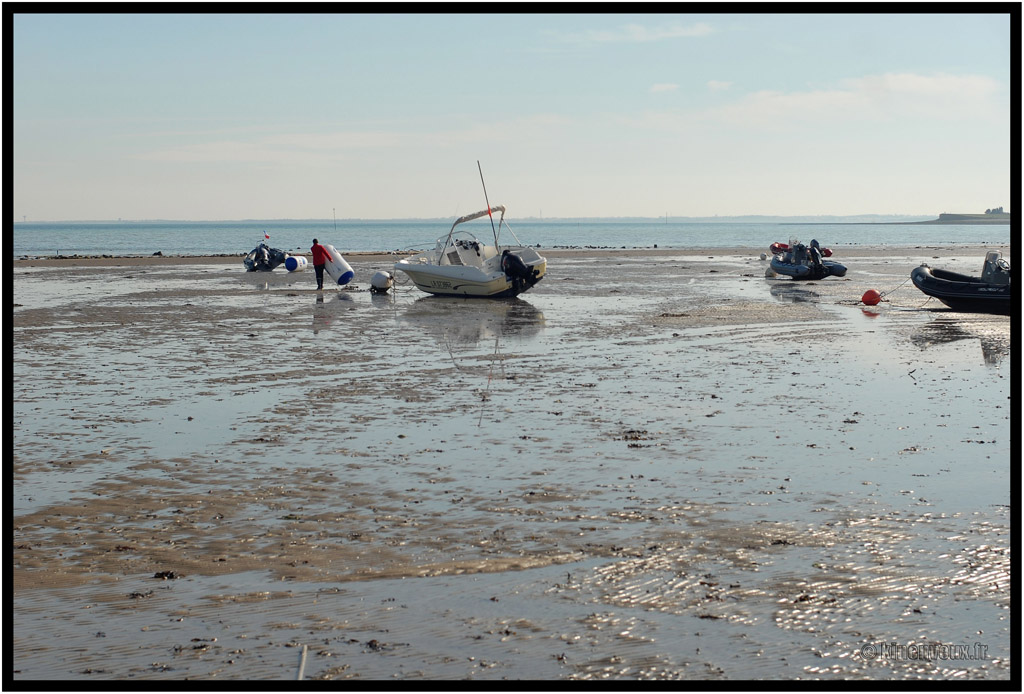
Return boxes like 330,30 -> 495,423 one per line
394,204 -> 547,298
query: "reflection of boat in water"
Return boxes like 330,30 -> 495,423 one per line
910,316 -> 1010,365
910,251 -> 1011,314
394,205 -> 546,298
399,296 -> 545,346
399,296 -> 545,425
769,239 -> 846,280
769,283 -> 819,303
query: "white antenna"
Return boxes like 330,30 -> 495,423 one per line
477,161 -> 497,246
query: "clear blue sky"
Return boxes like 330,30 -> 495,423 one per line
12,10 -> 1014,221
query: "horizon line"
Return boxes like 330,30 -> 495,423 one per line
13,213 -> 963,224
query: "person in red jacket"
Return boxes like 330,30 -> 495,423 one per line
310,238 -> 331,290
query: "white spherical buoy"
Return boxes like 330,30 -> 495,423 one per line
370,270 -> 394,293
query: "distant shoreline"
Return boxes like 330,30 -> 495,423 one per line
910,213 -> 1011,225
902,217 -> 1012,225
783,220 -> 1011,225
785,215 -> 1011,226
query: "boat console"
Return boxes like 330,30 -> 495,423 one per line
981,251 -> 1011,285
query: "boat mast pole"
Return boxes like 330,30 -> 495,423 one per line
477,161 -> 498,246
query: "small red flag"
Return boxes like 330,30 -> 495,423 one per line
264,231 -> 270,240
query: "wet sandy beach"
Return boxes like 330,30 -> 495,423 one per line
12,246 -> 1012,682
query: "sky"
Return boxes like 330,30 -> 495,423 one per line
11,9 -> 1015,221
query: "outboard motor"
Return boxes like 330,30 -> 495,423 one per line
809,240 -> 823,268
808,246 -> 828,280
501,249 -> 539,293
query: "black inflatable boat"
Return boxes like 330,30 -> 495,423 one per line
769,239 -> 847,280
243,243 -> 287,272
910,251 -> 1011,314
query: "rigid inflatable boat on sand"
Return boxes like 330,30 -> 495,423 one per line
911,250 -> 1011,314
769,239 -> 847,280
243,243 -> 287,272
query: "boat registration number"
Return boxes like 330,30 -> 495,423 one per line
428,280 -> 453,289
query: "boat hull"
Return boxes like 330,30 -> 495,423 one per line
910,265 -> 1011,314
770,257 -> 847,280
396,258 -> 547,298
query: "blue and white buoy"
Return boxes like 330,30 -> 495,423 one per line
284,256 -> 308,272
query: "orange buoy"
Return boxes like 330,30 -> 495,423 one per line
861,289 -> 881,306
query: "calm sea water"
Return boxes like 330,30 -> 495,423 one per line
12,219 -> 1012,258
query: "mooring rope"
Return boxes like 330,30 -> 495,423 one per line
879,276 -> 913,299
879,276 -> 937,308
